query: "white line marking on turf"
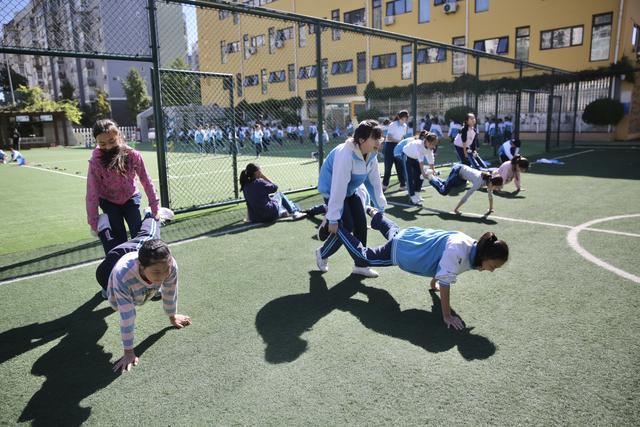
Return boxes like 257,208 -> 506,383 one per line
24,165 -> 87,179
551,149 -> 595,160
567,214 -> 640,284
0,222 -> 259,286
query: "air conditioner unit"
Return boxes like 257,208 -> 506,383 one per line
444,0 -> 458,14
384,15 -> 395,25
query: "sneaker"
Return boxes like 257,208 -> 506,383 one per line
97,213 -> 111,233
399,185 -> 407,191
151,291 -> 162,301
317,217 -> 330,242
410,195 -> 422,205
157,207 -> 175,223
365,206 -> 378,218
291,211 -> 307,220
100,289 -> 108,299
425,169 -> 435,181
315,247 -> 328,272
352,266 -> 379,278
382,185 -> 388,192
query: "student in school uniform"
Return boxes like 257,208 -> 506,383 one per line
448,120 -> 462,143
0,149 -> 6,164
503,116 -> 513,141
382,110 -> 409,191
452,113 -> 478,166
9,148 -> 26,165
252,124 -> 264,158
426,163 -> 503,215
315,120 -> 386,278
320,207 -> 509,330
429,117 -> 444,139
497,138 -> 521,163
403,131 -> 439,206
494,155 -> 529,193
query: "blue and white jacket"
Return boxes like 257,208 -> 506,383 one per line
391,228 -> 477,286
318,139 -> 386,223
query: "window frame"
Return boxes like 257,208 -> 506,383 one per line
386,0 -> 412,16
288,64 -> 296,92
371,53 -> 398,70
539,25 -> 584,50
589,12 -> 613,62
357,51 -> 367,83
401,44 -> 412,80
372,0 -> 383,29
452,36 -> 466,75
515,26 -> 530,63
268,70 -> 286,84
331,9 -> 341,40
261,69 -> 268,95
417,46 -> 446,64
473,36 -> 509,55
418,0 -> 430,23
344,8 -> 366,26
475,0 -> 489,13
331,59 -> 354,75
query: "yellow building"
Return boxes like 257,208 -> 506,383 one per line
195,0 -> 640,138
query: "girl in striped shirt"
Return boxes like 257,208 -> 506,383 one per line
86,120 -> 159,254
329,208 -> 509,330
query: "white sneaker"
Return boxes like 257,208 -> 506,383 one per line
399,185 -> 407,191
291,211 -> 306,220
410,195 -> 422,205
97,213 -> 111,233
425,169 -> 435,180
315,248 -> 328,272
157,207 -> 175,221
352,266 -> 379,278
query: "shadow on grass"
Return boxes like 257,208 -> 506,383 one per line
385,204 -> 498,225
0,293 -> 171,426
255,273 -> 495,364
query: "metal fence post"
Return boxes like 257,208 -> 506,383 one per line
571,79 -> 580,149
514,62 -> 523,139
229,75 -> 239,199
493,90 -> 499,156
474,55 -> 480,114
545,71 -> 555,152
147,0 -> 170,208
315,20 -> 324,169
412,40 -> 418,125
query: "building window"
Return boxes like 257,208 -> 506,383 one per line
288,64 -> 296,91
268,27 -> 275,54
269,70 -> 286,83
344,8 -> 366,26
236,73 -> 243,97
321,58 -> 329,88
540,25 -> 583,50
261,69 -> 268,94
243,34 -> 250,59
590,12 -> 613,61
372,53 -> 397,70
401,45 -> 412,79
357,51 -> 367,83
418,0 -> 430,23
434,0 -> 446,5
473,36 -> 509,55
298,65 -> 317,79
372,0 -> 382,29
251,35 -> 265,48
243,74 -> 259,87
233,13 -> 240,25
475,0 -> 488,13
220,40 -> 228,64
386,0 -> 412,16
331,59 -> 354,75
515,26 -> 530,62
452,36 -> 465,75
417,47 -> 446,63
332,9 -> 341,40
219,10 -> 231,20
298,23 -> 307,48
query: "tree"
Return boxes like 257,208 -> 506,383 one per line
14,85 -> 82,124
356,108 -> 384,122
445,106 -> 476,125
582,98 -> 624,126
94,89 -> 111,120
0,64 -> 28,105
60,80 -> 75,101
121,68 -> 151,120
160,57 -> 201,107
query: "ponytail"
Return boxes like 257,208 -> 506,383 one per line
239,163 -> 260,191
474,232 -> 509,267
512,155 -> 529,172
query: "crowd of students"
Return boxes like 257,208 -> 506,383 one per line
80,113 -> 527,373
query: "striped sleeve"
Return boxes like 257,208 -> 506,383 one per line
111,273 -> 138,350
161,261 -> 179,317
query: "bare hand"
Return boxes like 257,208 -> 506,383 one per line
170,314 -> 192,329
443,314 -> 465,330
113,350 -> 138,374
327,223 -> 338,234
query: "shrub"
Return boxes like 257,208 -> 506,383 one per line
445,106 -> 475,125
582,98 -> 625,126
356,108 -> 384,122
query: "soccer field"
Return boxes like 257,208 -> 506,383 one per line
0,144 -> 639,425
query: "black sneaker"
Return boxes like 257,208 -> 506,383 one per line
151,292 -> 162,302
365,206 -> 378,218
317,217 -> 330,242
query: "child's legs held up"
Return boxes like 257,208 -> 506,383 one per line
335,224 -> 394,268
319,194 -> 368,265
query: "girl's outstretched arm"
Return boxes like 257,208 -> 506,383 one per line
439,285 -> 464,330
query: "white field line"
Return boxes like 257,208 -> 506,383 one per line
0,222 -> 260,286
22,165 -> 160,182
551,150 -> 595,160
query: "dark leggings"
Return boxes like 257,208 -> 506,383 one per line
319,193 -> 368,267
99,194 -> 142,254
95,214 -> 161,290
404,157 -> 423,196
383,141 -> 406,187
335,211 -> 399,267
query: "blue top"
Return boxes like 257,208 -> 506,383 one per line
393,137 -> 413,158
391,227 -> 478,286
242,178 -> 279,223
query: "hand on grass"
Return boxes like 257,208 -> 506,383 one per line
114,350 -> 138,374
170,314 -> 192,329
443,314 -> 465,330
328,223 -> 338,234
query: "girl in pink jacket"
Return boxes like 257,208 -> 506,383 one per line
86,120 -> 159,253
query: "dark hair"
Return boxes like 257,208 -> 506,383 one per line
465,113 -> 476,125
92,119 -> 118,138
512,138 -> 522,148
512,155 -> 529,171
418,131 -> 438,143
138,239 -> 171,267
239,163 -> 260,191
395,110 -> 409,121
474,232 -> 509,267
353,120 -> 383,146
481,172 -> 503,187
432,117 -> 439,125
93,119 -> 130,174
383,119 -> 391,125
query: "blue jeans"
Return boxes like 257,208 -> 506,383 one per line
335,211 -> 400,267
429,164 -> 466,195
382,141 -> 406,187
99,194 -> 142,253
271,192 -> 300,216
319,194 -> 368,267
